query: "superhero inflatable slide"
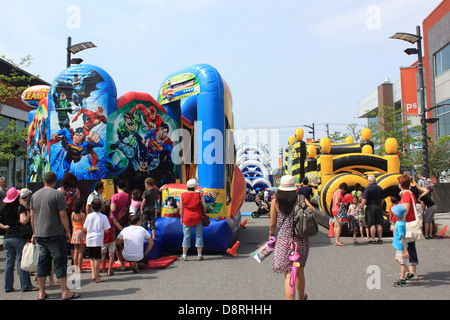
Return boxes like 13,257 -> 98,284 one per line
25,63 -> 245,257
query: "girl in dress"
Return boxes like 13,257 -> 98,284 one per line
71,198 -> 86,272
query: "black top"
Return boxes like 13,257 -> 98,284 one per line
297,186 -> 313,201
411,185 -> 435,207
0,204 -> 28,239
362,183 -> 384,205
142,188 -> 158,209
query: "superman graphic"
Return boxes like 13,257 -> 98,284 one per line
51,127 -> 104,172
143,123 -> 175,184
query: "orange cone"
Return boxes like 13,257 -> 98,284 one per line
438,225 -> 448,238
328,220 -> 334,237
226,241 -> 240,257
240,219 -> 248,229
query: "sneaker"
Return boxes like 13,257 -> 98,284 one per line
197,255 -> 204,261
393,279 -> 406,287
405,273 -> 418,281
180,256 -> 187,261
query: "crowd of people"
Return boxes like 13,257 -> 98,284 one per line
268,172 -> 439,299
0,172 -> 210,299
0,170 -> 440,299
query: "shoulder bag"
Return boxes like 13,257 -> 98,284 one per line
405,191 -> 425,243
21,242 -> 39,272
198,193 -> 210,227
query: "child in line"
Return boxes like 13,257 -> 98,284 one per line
347,196 -> 360,244
391,204 -> 409,287
130,189 -> 142,215
389,195 -> 400,231
83,199 -> 111,283
101,204 -> 123,276
70,198 -> 86,273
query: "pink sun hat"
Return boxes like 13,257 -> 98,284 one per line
3,187 -> 20,203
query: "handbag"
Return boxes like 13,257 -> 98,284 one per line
198,193 -> 210,227
405,192 -> 425,243
336,205 -> 348,223
21,242 -> 39,272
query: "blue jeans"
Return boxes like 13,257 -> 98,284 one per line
182,223 -> 204,248
3,237 -> 34,292
35,235 -> 68,279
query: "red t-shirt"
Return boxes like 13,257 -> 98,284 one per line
103,217 -> 114,243
181,192 -> 203,226
111,192 -> 130,215
332,189 -> 344,216
399,191 -> 416,223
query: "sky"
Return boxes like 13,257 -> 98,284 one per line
0,0 -> 444,168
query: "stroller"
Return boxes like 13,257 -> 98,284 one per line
251,198 -> 270,218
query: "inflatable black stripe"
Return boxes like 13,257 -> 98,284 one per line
320,173 -> 351,215
333,155 -> 387,172
376,173 -> 400,185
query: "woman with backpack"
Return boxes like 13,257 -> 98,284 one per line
57,172 -> 80,264
269,175 -> 310,300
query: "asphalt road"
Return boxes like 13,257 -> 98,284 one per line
1,201 -> 449,303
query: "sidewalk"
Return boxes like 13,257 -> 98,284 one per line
434,211 -> 450,237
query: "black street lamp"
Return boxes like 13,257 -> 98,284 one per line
66,36 -> 97,68
304,123 -> 315,140
390,26 -> 430,178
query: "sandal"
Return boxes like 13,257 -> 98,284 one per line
62,292 -> 81,300
335,242 -> 345,246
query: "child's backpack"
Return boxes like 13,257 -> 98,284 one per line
292,195 -> 318,239
62,188 -> 76,214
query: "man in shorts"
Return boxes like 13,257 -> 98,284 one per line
359,175 -> 385,244
30,171 -> 80,300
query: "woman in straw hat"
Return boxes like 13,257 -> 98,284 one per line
269,175 -> 309,300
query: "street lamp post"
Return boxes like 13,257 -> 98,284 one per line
66,36 -> 97,68
390,26 -> 430,178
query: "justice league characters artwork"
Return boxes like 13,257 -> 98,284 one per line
47,65 -> 116,181
27,101 -> 50,183
106,101 -> 178,186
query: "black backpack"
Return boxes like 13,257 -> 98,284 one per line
292,195 -> 318,239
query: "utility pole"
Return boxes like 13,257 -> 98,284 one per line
325,123 -> 329,138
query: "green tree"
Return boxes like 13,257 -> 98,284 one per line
0,55 -> 36,161
0,117 -> 28,161
367,105 -> 421,168
328,123 -> 362,143
424,136 -> 450,180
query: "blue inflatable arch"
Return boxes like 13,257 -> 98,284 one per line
157,64 -> 226,189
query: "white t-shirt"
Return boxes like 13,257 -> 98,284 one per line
117,225 -> 151,262
83,212 -> 111,247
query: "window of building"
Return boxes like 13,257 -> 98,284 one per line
437,98 -> 450,138
434,43 -> 450,77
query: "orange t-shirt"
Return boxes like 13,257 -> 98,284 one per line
181,192 -> 203,226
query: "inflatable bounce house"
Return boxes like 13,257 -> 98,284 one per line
25,63 -> 245,256
283,127 -> 402,229
235,142 -> 273,193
